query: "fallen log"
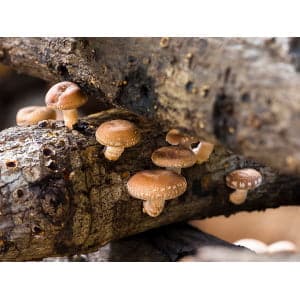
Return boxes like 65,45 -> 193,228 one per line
0,37 -> 300,174
0,109 -> 299,261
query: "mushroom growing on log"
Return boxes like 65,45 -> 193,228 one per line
45,81 -> 87,129
0,38 -> 300,261
151,146 -> 197,174
16,106 -> 56,126
127,169 -> 187,217
0,109 -> 299,261
1,37 -> 300,174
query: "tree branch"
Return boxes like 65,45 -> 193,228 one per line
0,109 -> 299,261
0,37 -> 300,174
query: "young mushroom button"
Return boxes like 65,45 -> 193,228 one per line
96,119 -> 141,161
226,168 -> 262,205
166,129 -> 199,149
16,106 -> 56,126
151,146 -> 197,174
45,81 -> 87,129
127,170 -> 187,217
192,141 -> 215,164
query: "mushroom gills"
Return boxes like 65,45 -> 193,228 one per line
166,167 -> 181,174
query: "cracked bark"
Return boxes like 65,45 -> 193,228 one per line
1,37 -> 300,174
0,109 -> 299,261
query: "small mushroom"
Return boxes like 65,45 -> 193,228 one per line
151,146 -> 197,174
268,240 -> 297,255
45,81 -> 87,129
166,129 -> 199,149
226,168 -> 262,205
234,238 -> 268,254
192,141 -> 214,164
16,106 -> 56,126
95,119 -> 140,161
127,169 -> 187,217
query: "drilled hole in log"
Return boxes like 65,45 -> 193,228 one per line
128,56 -> 137,65
42,148 -> 53,156
6,160 -> 16,168
241,92 -> 251,103
56,64 -> 70,79
47,161 -> 58,171
32,225 -> 42,235
38,120 -> 50,128
185,81 -> 194,93
16,189 -> 24,198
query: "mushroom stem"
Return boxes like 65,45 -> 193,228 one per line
103,146 -> 125,161
167,167 -> 181,174
193,141 -> 214,164
229,189 -> 248,205
62,109 -> 78,129
143,199 -> 165,217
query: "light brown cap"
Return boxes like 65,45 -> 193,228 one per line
16,106 -> 56,126
96,119 -> 140,147
45,81 -> 87,110
127,169 -> 187,202
151,146 -> 197,168
226,168 -> 262,190
166,129 -> 199,146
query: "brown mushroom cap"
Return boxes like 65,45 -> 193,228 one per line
151,146 -> 197,168
45,81 -> 87,110
96,119 -> 140,147
127,170 -> 187,202
226,168 -> 262,190
166,129 -> 199,146
16,106 -> 56,126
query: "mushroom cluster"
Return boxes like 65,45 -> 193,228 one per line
15,81 -> 88,129
125,129 -> 214,217
14,80 -> 263,218
166,128 -> 215,164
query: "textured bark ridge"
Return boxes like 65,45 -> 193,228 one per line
0,109 -> 299,261
1,38 -> 300,174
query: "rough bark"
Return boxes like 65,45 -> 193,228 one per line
1,37 -> 300,174
0,109 -> 299,261
44,223 -> 252,262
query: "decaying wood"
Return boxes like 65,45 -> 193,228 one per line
0,109 -> 299,261
44,223 -> 251,262
0,37 -> 300,174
